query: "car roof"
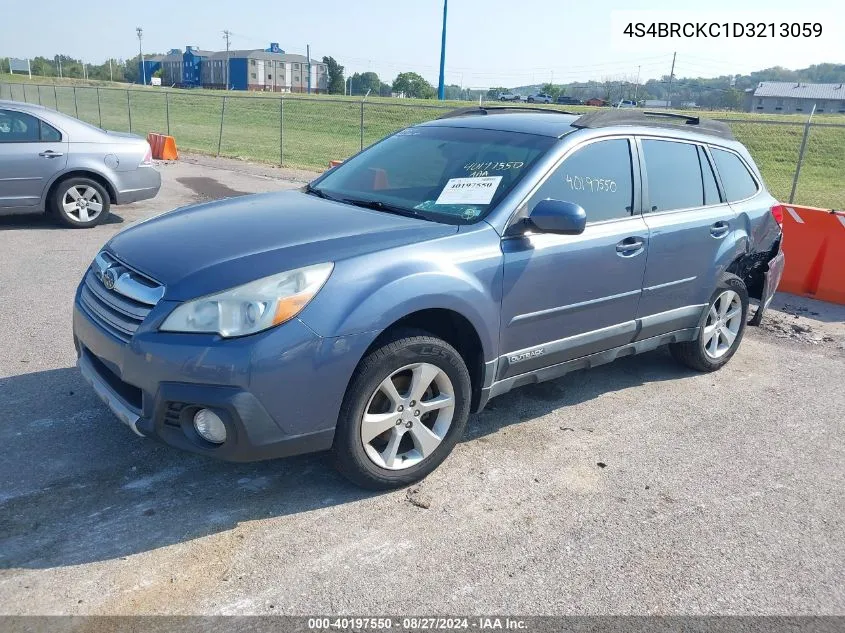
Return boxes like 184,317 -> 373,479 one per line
418,109 -> 580,138
425,106 -> 738,144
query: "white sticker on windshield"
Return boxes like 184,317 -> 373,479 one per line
435,176 -> 503,206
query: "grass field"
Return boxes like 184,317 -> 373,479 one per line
2,75 -> 843,208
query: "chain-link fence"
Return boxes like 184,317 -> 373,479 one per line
2,82 -> 843,209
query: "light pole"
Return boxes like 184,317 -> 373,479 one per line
136,27 -> 145,85
437,0 -> 447,100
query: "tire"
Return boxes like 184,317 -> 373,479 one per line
499,97 -> 506,101
51,177 -> 110,228
670,273 -> 749,372
527,98 -> 535,103
332,329 -> 472,489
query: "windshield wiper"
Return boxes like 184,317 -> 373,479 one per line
340,197 -> 433,222
304,183 -> 336,200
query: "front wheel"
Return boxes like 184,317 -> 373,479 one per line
332,330 -> 471,489
670,273 -> 749,372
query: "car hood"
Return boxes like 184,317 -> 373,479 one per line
106,190 -> 457,300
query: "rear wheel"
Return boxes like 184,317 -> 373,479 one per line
332,329 -> 471,489
51,177 -> 110,228
670,273 -> 749,372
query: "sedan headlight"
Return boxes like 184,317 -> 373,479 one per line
160,262 -> 333,337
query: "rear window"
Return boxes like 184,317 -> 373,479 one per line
711,148 -> 758,202
642,139 -> 704,211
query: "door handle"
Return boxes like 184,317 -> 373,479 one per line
616,236 -> 645,256
38,151 -> 64,158
710,221 -> 729,238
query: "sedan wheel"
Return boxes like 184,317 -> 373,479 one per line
52,177 -> 110,228
361,362 -> 455,470
62,185 -> 104,224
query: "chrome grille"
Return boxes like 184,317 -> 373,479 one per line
79,252 -> 164,343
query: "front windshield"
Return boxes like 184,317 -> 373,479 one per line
311,125 -> 556,224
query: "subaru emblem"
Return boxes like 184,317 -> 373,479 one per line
103,268 -> 117,290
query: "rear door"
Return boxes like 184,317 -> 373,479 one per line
0,108 -> 68,211
635,137 -> 736,338
498,136 -> 649,379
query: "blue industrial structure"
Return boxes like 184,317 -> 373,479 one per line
137,56 -> 162,85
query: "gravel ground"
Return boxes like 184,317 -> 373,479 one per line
0,156 -> 843,616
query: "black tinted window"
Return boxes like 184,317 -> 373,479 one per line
712,148 -> 758,202
0,109 -> 40,142
698,146 -> 721,205
40,120 -> 61,142
642,139 -> 703,211
531,139 -> 633,223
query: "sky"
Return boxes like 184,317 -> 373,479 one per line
3,0 -> 843,88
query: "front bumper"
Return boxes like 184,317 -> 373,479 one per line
72,288 -> 371,462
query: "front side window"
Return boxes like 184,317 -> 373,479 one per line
642,139 -> 706,212
528,139 -> 634,223
0,109 -> 44,142
711,148 -> 758,202
312,126 -> 556,225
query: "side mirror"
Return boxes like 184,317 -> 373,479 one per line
528,199 -> 587,235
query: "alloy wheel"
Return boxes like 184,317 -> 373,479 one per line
62,185 -> 104,223
360,362 -> 455,470
702,290 -> 742,359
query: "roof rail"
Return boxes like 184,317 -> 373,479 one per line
438,105 -> 577,119
571,109 -> 735,140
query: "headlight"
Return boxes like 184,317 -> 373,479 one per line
160,262 -> 333,337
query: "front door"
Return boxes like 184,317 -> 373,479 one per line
0,108 -> 68,210
499,137 -> 648,380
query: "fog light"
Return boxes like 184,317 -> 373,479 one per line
193,408 -> 227,444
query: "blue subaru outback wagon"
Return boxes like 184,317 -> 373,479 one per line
74,108 -> 784,488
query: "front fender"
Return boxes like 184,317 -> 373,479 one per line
299,225 -> 504,363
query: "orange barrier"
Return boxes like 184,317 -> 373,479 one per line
779,204 -> 845,305
328,159 -> 343,169
146,133 -> 179,161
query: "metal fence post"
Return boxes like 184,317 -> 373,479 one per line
165,91 -> 170,136
23,83 -> 29,103
96,87 -> 102,128
73,86 -> 79,118
217,95 -> 227,157
360,89 -> 371,151
126,90 -> 132,133
53,85 -> 58,109
37,84 -> 42,106
789,105 -> 816,204
279,97 -> 285,166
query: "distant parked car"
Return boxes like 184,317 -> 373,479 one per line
556,95 -> 583,105
497,92 -> 522,102
0,100 -> 160,228
527,93 -> 553,104
616,100 -> 638,109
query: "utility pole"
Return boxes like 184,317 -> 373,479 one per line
109,58 -> 113,82
306,44 -> 311,94
666,52 -> 676,108
136,27 -> 145,85
634,65 -> 641,102
83,63 -> 87,80
437,0 -> 447,100
222,29 -> 231,89
56,55 -> 62,78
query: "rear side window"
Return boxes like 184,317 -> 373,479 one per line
530,138 -> 634,223
40,120 -> 62,142
641,139 -> 703,211
698,146 -> 721,205
711,148 -> 758,202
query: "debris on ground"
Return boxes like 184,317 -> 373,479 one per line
406,486 -> 432,510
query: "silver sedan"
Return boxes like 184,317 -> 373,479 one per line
0,99 -> 161,228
